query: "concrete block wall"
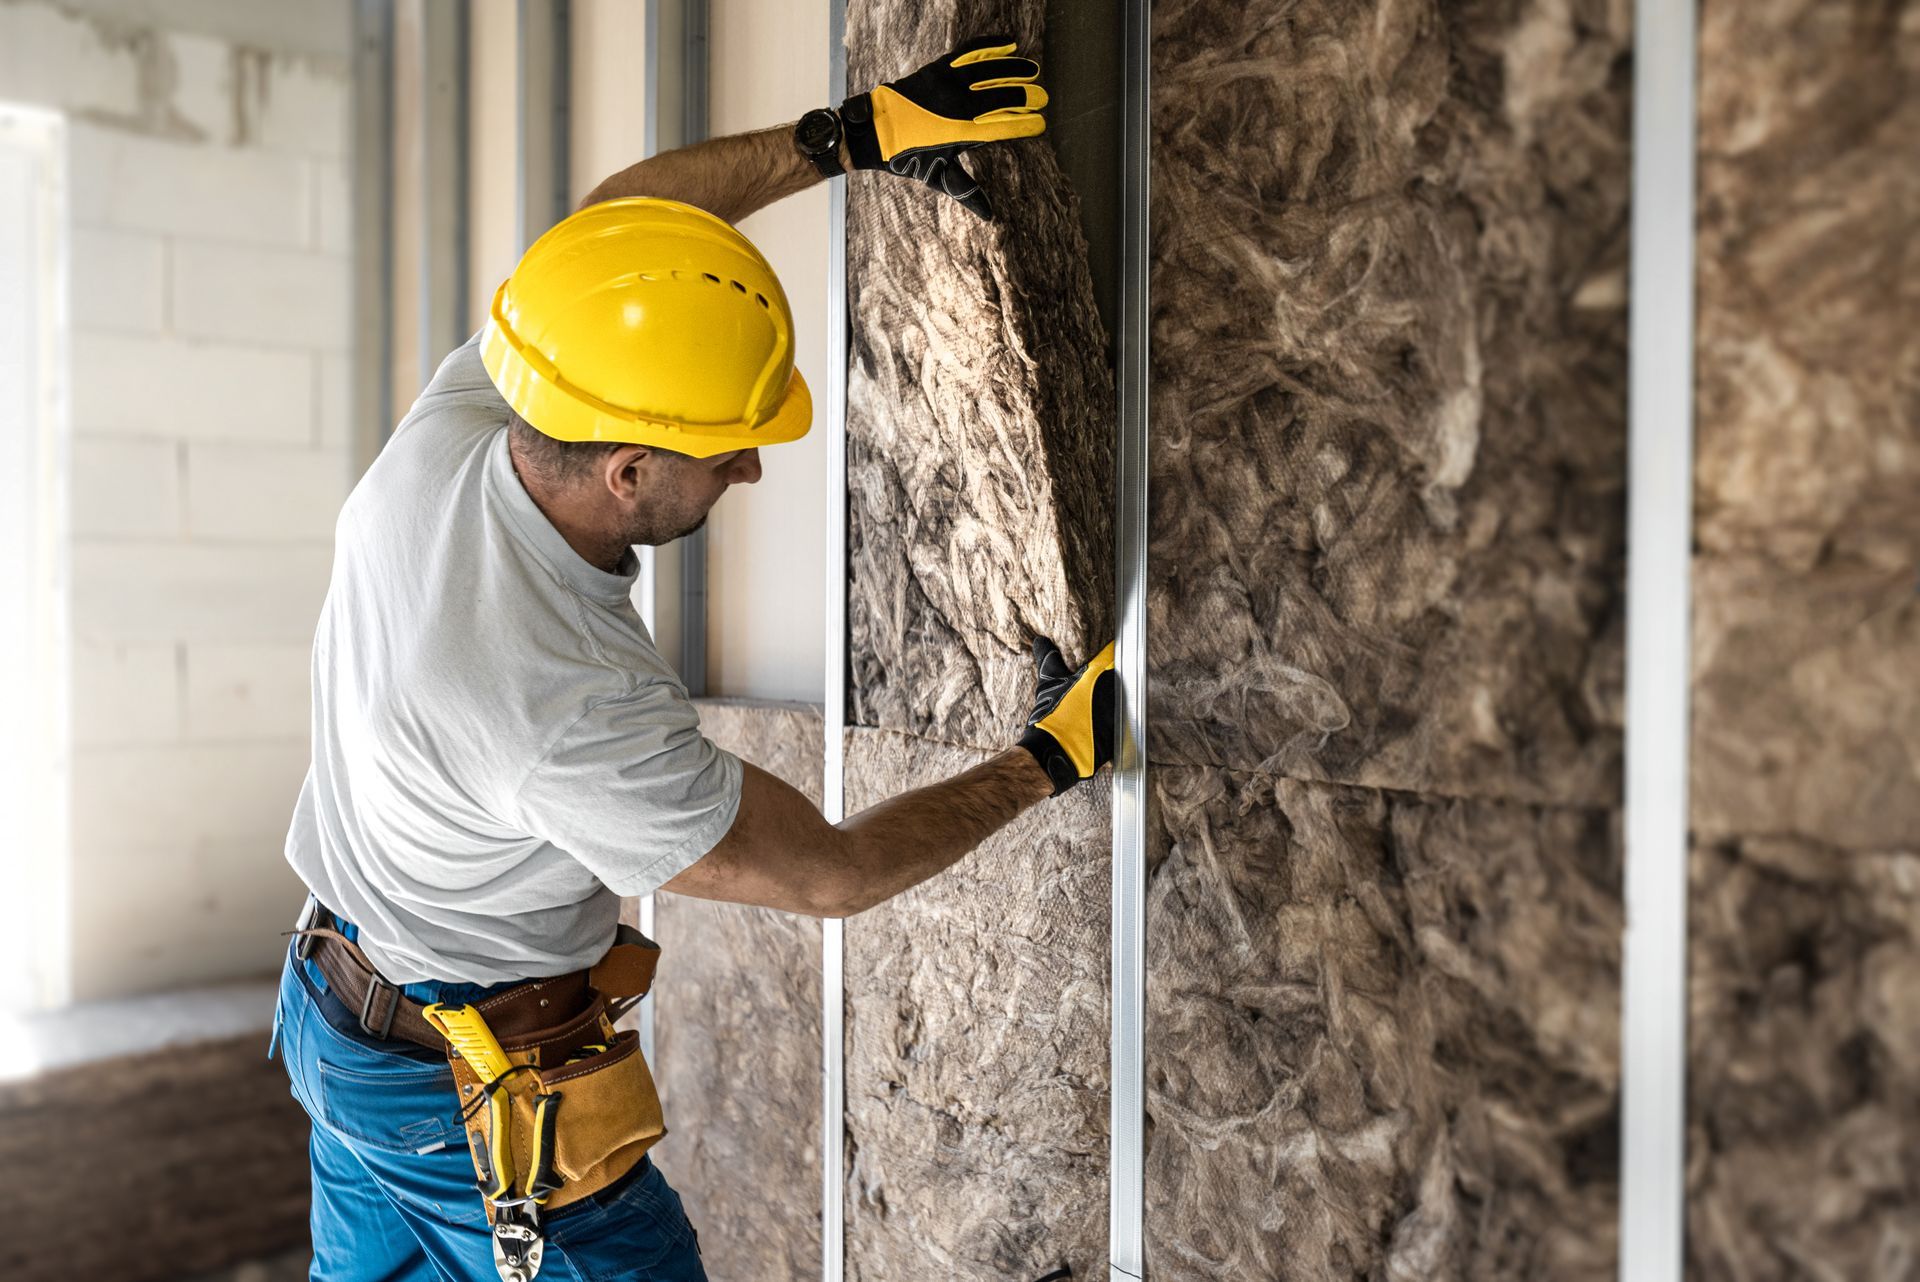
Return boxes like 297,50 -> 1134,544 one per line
0,0 -> 353,1001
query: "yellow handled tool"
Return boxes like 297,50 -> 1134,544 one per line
423,1002 -> 514,1083
424,1003 -> 518,1205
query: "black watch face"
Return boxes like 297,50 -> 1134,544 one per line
797,109 -> 838,155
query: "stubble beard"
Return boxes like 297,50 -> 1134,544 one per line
625,505 -> 709,548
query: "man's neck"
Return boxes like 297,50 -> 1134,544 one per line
507,447 -> 629,575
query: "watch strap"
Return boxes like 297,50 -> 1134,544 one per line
795,109 -> 845,178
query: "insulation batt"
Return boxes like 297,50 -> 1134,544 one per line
652,700 -> 825,1282
1149,0 -> 1630,808
847,4 -> 1115,749
1686,1 -> 1920,1277
1148,769 -> 1622,1281
1147,0 -> 1630,1276
844,1 -> 1117,1279
843,728 -> 1111,1282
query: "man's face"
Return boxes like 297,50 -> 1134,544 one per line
613,445 -> 762,546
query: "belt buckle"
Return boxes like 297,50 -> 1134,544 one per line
359,974 -> 399,1040
293,894 -> 324,961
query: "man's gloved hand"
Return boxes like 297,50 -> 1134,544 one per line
841,35 -> 1048,220
1016,637 -> 1116,796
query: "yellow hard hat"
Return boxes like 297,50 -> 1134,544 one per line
480,197 -> 811,457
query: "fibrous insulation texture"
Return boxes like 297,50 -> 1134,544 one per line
844,2 -> 1117,1278
1149,0 -> 1630,807
843,729 -> 1110,1281
653,700 -> 825,1282
1686,2 -> 1920,1277
1147,0 -> 1631,1277
847,3 -> 1115,748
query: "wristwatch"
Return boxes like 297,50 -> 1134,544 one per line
793,107 -> 844,178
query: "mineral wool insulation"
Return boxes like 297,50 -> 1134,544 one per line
1686,2 -> 1920,1277
1146,0 -> 1630,1278
845,0 -> 1117,1277
842,0 -> 1631,1276
652,700 -> 825,1282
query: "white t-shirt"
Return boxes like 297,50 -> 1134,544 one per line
285,335 -> 742,984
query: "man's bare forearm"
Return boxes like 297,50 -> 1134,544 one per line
831,749 -> 1054,916
579,124 -> 847,225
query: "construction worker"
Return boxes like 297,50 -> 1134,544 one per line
271,37 -> 1114,1282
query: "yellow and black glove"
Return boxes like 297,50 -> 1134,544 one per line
1016,637 -> 1116,796
841,35 -> 1048,220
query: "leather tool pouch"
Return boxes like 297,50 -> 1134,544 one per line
442,928 -> 667,1219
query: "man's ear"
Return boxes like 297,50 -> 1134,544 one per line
601,443 -> 654,501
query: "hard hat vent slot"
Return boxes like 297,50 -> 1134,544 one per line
702,272 -> 721,284
756,294 -> 769,309
730,280 -> 747,293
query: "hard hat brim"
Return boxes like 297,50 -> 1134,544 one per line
480,310 -> 814,458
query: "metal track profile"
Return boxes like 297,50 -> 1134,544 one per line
418,0 -> 469,389
1619,1 -> 1698,1279
821,2 -> 850,1279
678,0 -> 712,696
515,0 -> 571,250
349,0 -> 394,459
1109,0 -> 1151,1276
629,0 -> 698,1059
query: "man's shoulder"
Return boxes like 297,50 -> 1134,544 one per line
389,334 -> 510,450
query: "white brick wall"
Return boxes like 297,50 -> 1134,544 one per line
72,742 -> 316,853
0,3 -> 143,122
69,438 -> 182,538
70,542 -> 335,645
185,443 -> 348,541
170,239 -> 350,350
69,125 -> 311,247
69,228 -> 167,333
0,0 -> 354,1002
72,332 -> 316,443
71,642 -> 181,747
185,643 -> 314,741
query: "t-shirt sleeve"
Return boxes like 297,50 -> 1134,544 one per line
512,680 -> 743,896
389,330 -> 505,446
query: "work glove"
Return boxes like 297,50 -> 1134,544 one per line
841,35 -> 1048,220
1015,636 -> 1116,796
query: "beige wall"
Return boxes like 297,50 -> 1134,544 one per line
706,0 -> 828,702
0,0 -> 354,1001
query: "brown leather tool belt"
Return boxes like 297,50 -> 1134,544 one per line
289,900 -> 654,1051
293,917 -> 611,1053
289,898 -> 669,1277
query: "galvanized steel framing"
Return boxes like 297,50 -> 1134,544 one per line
821,6 -> 851,1280
677,0 -> 712,697
515,0 -> 571,252
1620,1 -> 1698,1278
1109,1 -> 1151,1274
349,0 -> 393,462
417,0 -> 469,389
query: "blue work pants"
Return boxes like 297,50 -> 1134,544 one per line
271,941 -> 707,1281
